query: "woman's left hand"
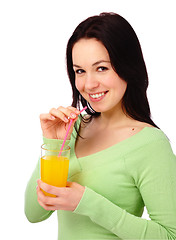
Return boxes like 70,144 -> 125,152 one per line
37,180 -> 85,211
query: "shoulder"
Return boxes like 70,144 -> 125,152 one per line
128,120 -> 169,144
136,126 -> 171,152
141,126 -> 169,145
124,126 -> 176,180
126,125 -> 175,167
120,119 -> 169,149
124,119 -> 174,159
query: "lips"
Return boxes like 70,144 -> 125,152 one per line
89,91 -> 108,102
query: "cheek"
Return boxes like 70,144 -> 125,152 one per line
75,78 -> 84,92
107,76 -> 127,96
118,80 -> 127,95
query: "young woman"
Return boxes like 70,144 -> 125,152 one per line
25,12 -> 176,239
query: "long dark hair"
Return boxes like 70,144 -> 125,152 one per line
66,12 -> 159,128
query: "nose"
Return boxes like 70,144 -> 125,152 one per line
84,73 -> 99,91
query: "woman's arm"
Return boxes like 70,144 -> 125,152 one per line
25,137 -> 71,222
74,139 -> 176,239
24,159 -> 54,223
24,107 -> 80,223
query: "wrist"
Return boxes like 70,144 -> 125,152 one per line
42,133 -> 58,139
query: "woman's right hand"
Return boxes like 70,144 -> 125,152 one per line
40,106 -> 80,140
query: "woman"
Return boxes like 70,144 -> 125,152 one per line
25,12 -> 176,239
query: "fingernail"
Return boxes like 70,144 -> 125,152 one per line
70,113 -> 76,118
64,117 -> 69,122
50,116 -> 55,120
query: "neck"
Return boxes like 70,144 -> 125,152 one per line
97,106 -> 131,129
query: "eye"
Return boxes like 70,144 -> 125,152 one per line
75,69 -> 85,74
97,66 -> 108,72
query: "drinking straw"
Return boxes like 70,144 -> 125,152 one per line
58,106 -> 87,157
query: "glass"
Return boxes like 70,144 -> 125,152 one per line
40,143 -> 70,197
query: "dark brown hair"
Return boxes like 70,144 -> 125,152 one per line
66,12 -> 159,128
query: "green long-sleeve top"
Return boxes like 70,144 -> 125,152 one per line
25,124 -> 176,239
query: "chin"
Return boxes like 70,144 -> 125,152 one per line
90,102 -> 122,114
88,104 -> 108,113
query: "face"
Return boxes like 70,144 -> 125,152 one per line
72,38 -> 127,113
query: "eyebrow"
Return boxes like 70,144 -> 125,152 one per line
73,60 -> 110,68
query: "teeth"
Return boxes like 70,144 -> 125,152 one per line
90,92 -> 105,99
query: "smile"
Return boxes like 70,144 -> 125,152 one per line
89,91 -> 108,102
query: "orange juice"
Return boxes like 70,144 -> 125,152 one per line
41,155 -> 69,197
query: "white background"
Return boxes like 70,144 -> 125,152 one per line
0,0 -> 175,239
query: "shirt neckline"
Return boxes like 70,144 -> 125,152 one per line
72,126 -> 157,161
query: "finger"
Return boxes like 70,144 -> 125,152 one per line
36,185 -> 50,209
40,113 -> 55,121
57,106 -> 78,120
36,183 -> 47,202
37,179 -> 66,196
66,181 -> 83,191
37,183 -> 58,207
49,107 -> 69,123
37,196 -> 57,211
37,190 -> 57,206
66,181 -> 75,187
67,106 -> 80,114
49,107 -> 78,123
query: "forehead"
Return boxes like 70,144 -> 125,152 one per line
72,38 -> 110,65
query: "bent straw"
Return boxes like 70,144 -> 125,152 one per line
58,106 -> 87,157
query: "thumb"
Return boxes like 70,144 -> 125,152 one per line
66,181 -> 74,187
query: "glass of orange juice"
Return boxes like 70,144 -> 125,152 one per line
40,143 -> 70,197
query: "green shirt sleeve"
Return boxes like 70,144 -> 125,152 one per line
24,158 -> 54,223
74,139 -> 176,239
24,137 -> 69,223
